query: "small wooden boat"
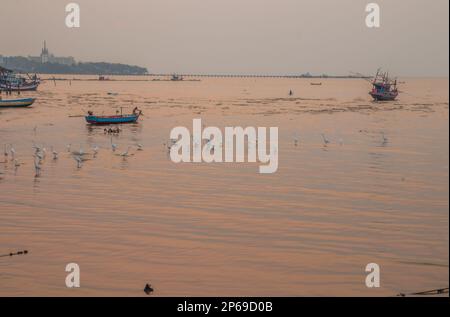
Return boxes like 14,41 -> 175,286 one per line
85,112 -> 141,124
0,98 -> 36,108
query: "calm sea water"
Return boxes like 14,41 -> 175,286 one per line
0,76 -> 448,296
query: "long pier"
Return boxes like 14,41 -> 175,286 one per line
149,73 -> 368,79
40,74 -> 370,82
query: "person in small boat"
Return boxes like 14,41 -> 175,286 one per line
133,107 -> 143,116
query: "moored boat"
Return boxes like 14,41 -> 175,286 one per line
0,98 -> 36,108
0,81 -> 40,92
369,69 -> 399,101
85,108 -> 142,124
0,66 -> 40,92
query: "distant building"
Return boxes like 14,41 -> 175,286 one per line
0,55 -> 4,65
28,41 -> 76,65
41,41 -> 49,63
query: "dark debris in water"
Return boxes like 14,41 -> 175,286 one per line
144,283 -> 154,295
0,250 -> 29,258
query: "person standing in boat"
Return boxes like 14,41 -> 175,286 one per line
133,107 -> 142,116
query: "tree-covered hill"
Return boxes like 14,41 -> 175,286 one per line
0,56 -> 148,75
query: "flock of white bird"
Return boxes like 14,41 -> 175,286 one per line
0,131 -> 388,179
0,139 -> 144,178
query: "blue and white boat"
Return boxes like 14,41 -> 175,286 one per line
85,108 -> 142,124
0,97 -> 36,108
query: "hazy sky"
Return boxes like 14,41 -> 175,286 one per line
0,0 -> 448,76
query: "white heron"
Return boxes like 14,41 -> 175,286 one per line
111,137 -> 117,152
35,151 -> 44,162
293,133 -> 300,146
321,133 -> 330,145
51,147 -> 58,160
32,142 -> 42,153
73,155 -> 83,168
34,158 -> 41,176
67,144 -> 72,153
14,159 -> 21,168
78,144 -> 84,156
9,144 -> 16,160
120,147 -> 131,158
92,145 -> 99,156
381,132 -> 388,144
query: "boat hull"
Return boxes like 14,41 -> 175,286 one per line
85,114 -> 140,124
0,98 -> 36,108
0,82 -> 39,91
369,91 -> 398,101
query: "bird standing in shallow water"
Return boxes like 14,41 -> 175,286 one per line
35,151 -> 44,164
14,159 -> 21,168
120,147 -> 131,158
73,155 -> 83,169
111,137 -> 117,152
93,145 -> 99,157
321,133 -> 330,146
51,147 -> 58,160
9,144 -> 16,160
381,132 -> 388,144
34,157 -> 41,177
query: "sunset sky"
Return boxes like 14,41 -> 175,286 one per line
0,0 -> 448,76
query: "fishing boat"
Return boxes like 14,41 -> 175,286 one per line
369,69 -> 399,101
0,81 -> 40,92
0,67 -> 40,91
0,97 -> 36,108
85,108 -> 142,124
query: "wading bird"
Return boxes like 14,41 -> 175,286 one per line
51,147 -> 58,160
73,155 -> 83,169
321,133 -> 330,146
35,151 -> 44,163
111,137 -> 117,152
9,144 -> 16,160
14,159 -> 21,168
34,157 -> 41,177
120,147 -> 131,158
381,132 -> 388,144
93,145 -> 99,157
